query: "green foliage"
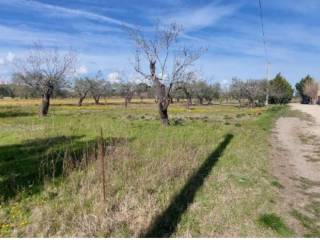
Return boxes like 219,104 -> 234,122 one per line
0,84 -> 14,98
0,84 -> 39,99
269,73 -> 293,104
295,75 -> 314,104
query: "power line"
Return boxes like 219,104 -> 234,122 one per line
258,0 -> 270,79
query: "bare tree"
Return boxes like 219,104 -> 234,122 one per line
110,71 -> 136,107
229,78 -> 245,107
243,79 -> 267,107
119,82 -> 135,108
14,44 -> 76,116
74,77 -> 91,106
127,23 -> 204,125
303,80 -> 319,104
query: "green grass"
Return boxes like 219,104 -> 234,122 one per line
271,180 -> 284,189
0,99 -> 289,237
258,213 -> 294,237
291,209 -> 320,237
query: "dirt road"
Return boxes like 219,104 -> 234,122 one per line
271,103 -> 320,236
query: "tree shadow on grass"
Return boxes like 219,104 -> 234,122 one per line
0,111 -> 35,118
0,135 -> 130,201
141,134 -> 234,237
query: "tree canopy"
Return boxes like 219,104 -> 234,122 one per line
269,73 -> 293,104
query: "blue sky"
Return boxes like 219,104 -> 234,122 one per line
0,0 -> 320,85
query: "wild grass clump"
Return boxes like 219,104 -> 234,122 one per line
258,213 -> 293,237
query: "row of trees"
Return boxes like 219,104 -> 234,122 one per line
229,73 -> 293,107
1,22 -> 301,125
2,70 -> 294,108
74,76 -> 150,107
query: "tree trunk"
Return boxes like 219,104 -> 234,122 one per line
150,60 -> 171,126
124,97 -> 128,108
186,97 -> 192,109
78,97 -> 85,107
159,102 -> 169,125
94,96 -> 100,105
265,92 -> 269,106
40,93 -> 51,116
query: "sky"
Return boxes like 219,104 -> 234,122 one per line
0,0 -> 320,85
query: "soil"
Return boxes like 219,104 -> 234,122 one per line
270,103 -> 320,236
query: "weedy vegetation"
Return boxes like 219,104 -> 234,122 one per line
0,98 -> 292,237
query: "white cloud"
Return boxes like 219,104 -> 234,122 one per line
131,74 -> 147,84
0,52 -> 15,66
6,0 -> 134,28
268,0 -> 320,15
76,65 -> 88,75
107,72 -> 121,83
6,52 -> 15,62
164,2 -> 240,32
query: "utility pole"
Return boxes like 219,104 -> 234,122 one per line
265,62 -> 271,106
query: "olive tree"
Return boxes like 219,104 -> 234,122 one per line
175,71 -> 198,108
127,23 -> 204,125
14,44 -> 76,116
204,83 -> 221,104
193,80 -> 208,105
119,82 -> 135,107
135,82 -> 150,103
88,71 -> 108,105
110,71 -> 136,107
243,79 -> 267,107
74,77 -> 91,106
229,78 -> 245,107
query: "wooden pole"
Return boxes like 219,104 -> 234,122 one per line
99,128 -> 106,202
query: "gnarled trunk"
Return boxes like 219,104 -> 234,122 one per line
78,96 -> 85,106
94,96 -> 100,105
150,60 -> 171,126
40,93 -> 51,116
159,102 -> 169,125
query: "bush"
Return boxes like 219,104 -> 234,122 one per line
295,75 -> 314,104
269,73 -> 293,104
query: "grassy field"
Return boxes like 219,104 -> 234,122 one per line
0,98 -> 292,237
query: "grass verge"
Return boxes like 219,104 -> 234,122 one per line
0,99 -> 290,237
